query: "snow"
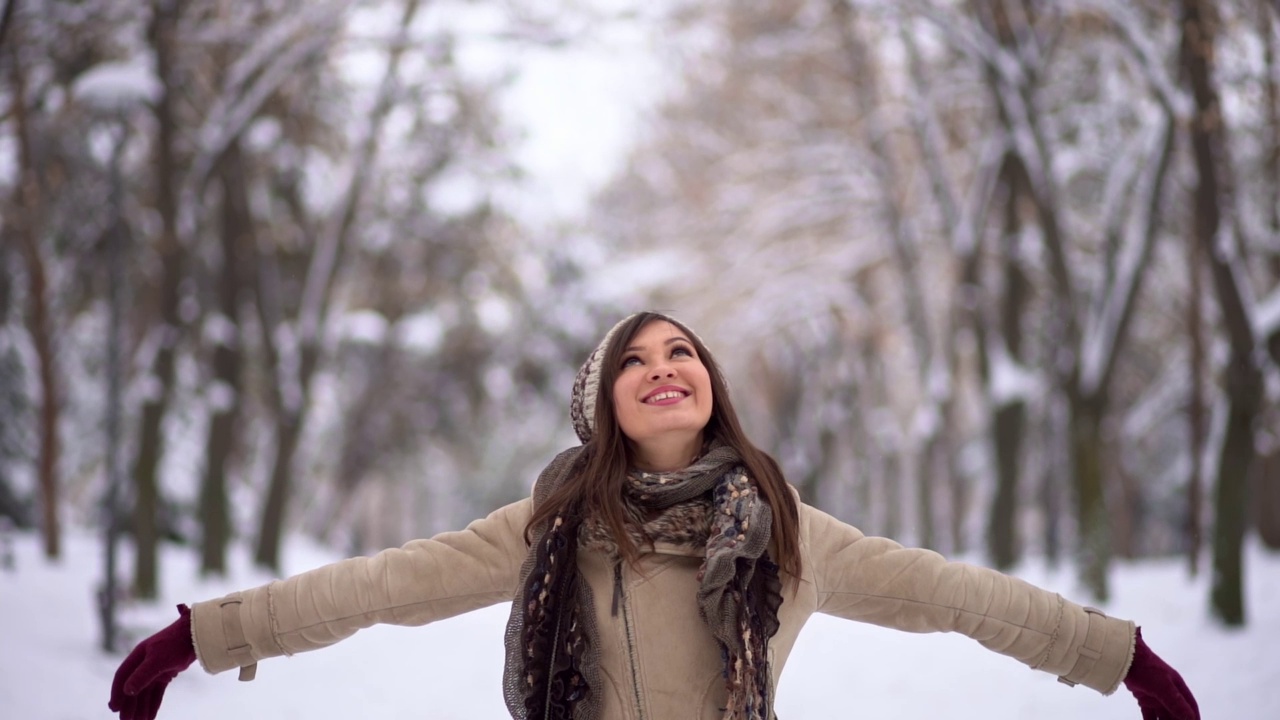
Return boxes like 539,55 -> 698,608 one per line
202,314 -> 239,348
206,380 -> 237,414
338,309 -> 390,346
70,58 -> 161,110
4,530 -> 1276,719
475,295 -> 514,336
1255,287 -> 1280,340
988,343 -> 1041,407
396,309 -> 446,354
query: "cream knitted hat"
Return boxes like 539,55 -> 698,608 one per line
569,313 -> 637,443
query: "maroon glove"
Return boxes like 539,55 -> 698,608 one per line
1122,627 -> 1199,720
108,604 -> 197,720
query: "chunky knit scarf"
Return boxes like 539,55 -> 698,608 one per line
502,443 -> 782,720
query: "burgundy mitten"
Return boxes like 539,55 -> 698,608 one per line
1122,627 -> 1199,720
108,604 -> 197,720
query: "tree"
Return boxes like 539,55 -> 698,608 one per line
129,0 -> 189,598
197,136 -> 248,576
6,1 -> 63,560
1180,0 -> 1265,626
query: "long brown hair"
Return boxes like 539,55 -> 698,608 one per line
526,312 -> 802,582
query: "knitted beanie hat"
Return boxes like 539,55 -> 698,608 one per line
570,313 -> 637,444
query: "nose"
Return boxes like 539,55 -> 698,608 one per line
648,363 -> 675,381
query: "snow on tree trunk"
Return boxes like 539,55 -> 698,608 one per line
131,0 -> 187,599
200,139 -> 248,576
1181,0 -> 1263,627
253,0 -> 424,572
9,42 -> 59,560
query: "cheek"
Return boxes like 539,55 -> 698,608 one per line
696,373 -> 714,412
612,378 -> 637,425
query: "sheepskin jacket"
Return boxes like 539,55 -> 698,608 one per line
190,498 -> 1135,719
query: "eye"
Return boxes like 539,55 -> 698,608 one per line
671,344 -> 694,358
621,355 -> 642,369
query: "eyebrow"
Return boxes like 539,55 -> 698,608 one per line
623,336 -> 692,353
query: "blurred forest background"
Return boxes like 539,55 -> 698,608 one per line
1,0 -> 1279,648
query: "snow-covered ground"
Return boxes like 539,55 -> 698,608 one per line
2,529 -> 1276,719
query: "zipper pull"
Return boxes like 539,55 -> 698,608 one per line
611,561 -> 623,617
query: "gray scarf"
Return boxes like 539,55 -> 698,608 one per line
501,443 -> 782,719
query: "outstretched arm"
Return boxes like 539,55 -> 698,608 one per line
801,504 -> 1199,717
190,497 -> 531,678
801,503 -> 1133,693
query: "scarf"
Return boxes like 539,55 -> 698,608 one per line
501,443 -> 782,719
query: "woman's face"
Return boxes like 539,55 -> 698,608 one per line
611,320 -> 714,467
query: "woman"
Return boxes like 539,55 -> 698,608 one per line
109,311 -> 1199,720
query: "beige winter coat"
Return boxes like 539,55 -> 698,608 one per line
190,498 -> 1135,719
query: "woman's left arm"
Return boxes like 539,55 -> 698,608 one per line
802,504 -> 1199,717
802,503 -> 1131,694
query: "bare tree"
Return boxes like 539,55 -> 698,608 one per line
832,0 -> 957,551
916,0 -> 1179,599
130,0 -> 188,598
254,0 -> 428,571
1180,0 -> 1265,626
198,137 -> 248,576
6,7 -> 60,560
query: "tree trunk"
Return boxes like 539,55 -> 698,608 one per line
133,0 -> 185,599
9,34 -> 59,560
989,402 -> 1025,568
1040,429 -> 1063,567
1262,0 -> 1280,279
834,0 -> 944,549
252,0 -> 425,572
1210,378 -> 1259,624
254,409 -> 303,571
1070,394 -> 1110,601
987,155 -> 1031,570
199,141 -> 248,576
1253,447 -> 1280,549
898,26 -> 987,557
1182,0 -> 1263,626
19,228 -> 58,561
946,409 -> 966,555
916,440 -> 936,551
1187,223 -> 1206,575
883,450 -> 901,542
1110,441 -> 1140,559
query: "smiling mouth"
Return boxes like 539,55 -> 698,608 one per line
644,389 -> 689,404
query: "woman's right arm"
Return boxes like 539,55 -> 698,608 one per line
190,497 -> 532,679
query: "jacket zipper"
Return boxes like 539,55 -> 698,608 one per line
543,610 -> 563,720
612,562 -> 646,720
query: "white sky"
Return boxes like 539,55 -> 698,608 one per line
484,11 -> 670,226
334,1 -> 669,227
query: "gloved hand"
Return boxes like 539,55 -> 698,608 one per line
109,604 -> 197,720
1122,627 -> 1199,720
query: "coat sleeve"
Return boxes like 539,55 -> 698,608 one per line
189,497 -> 533,679
801,503 -> 1135,695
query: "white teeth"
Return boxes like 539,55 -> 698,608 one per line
646,391 -> 686,403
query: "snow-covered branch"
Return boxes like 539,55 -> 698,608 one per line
1257,287 -> 1280,342
988,339 -> 1042,407
954,132 -> 1008,259
1065,0 -> 1193,120
188,4 -> 351,189
1080,109 -> 1176,395
299,0 -> 426,347
898,0 -> 1012,77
